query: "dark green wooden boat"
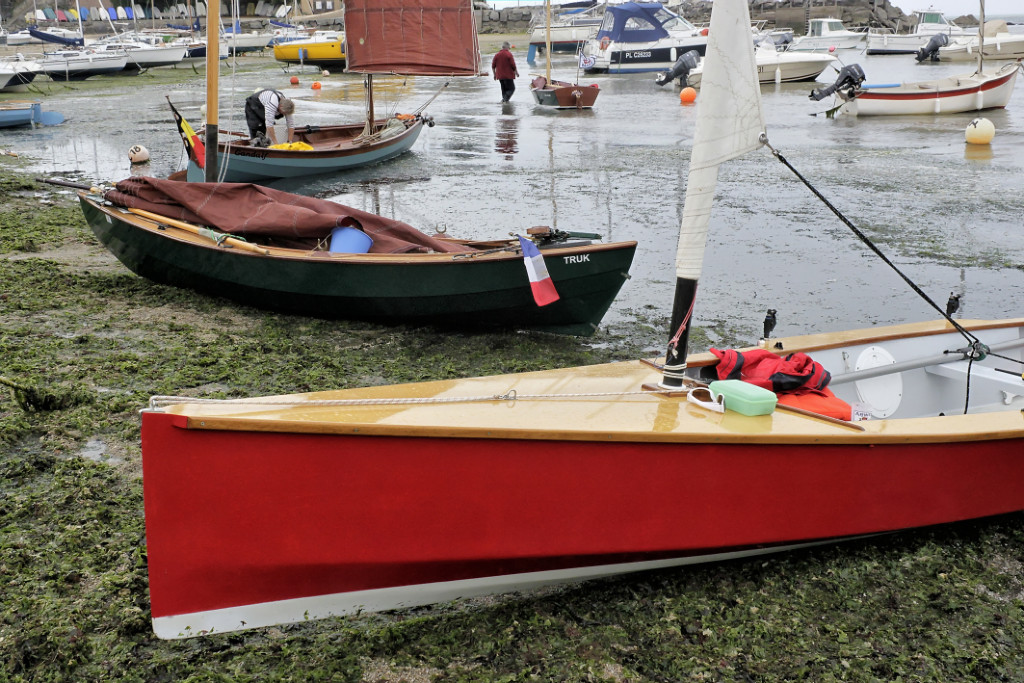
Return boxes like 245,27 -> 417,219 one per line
76,179 -> 636,335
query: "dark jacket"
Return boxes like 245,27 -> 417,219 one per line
491,49 -> 518,80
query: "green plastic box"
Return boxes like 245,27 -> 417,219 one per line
709,379 -> 777,416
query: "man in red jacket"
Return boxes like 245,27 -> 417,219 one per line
491,41 -> 519,102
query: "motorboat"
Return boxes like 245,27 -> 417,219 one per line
813,61 -> 1019,116
865,8 -> 973,55
789,17 -> 865,51
527,2 -> 603,57
936,20 -> 1024,61
681,42 -> 837,87
581,2 -> 708,74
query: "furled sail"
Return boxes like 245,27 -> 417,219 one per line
344,0 -> 480,76
674,0 -> 765,282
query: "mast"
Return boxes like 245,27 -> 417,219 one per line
545,0 -> 551,83
366,74 -> 375,134
977,0 -> 985,73
74,0 -> 84,41
660,0 -> 766,389
204,0 -> 219,181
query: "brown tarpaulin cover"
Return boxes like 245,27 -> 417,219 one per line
105,177 -> 475,254
344,0 -> 480,76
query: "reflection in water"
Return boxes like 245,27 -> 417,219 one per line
495,115 -> 518,159
964,143 -> 993,162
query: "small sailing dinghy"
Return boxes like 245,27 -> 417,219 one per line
138,0 -> 1024,639
530,0 -> 600,109
179,0 -> 480,183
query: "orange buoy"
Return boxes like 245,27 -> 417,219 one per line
290,75 -> 299,85
311,81 -> 322,90
679,86 -> 697,104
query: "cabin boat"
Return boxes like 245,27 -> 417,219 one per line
581,1 -> 708,74
527,2 -> 603,56
684,42 -> 836,87
789,17 -> 865,51
865,8 -> 973,55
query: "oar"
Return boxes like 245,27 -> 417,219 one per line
126,207 -> 271,256
38,178 -> 270,255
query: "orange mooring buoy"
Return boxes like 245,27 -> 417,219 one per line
311,81 -> 322,90
290,75 -> 299,85
680,87 -> 697,104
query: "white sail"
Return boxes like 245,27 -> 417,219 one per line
674,0 -> 765,281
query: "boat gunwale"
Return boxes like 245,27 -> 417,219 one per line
148,318 -> 1024,445
81,193 -> 639,263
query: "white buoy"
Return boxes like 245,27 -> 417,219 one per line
128,144 -> 150,163
965,117 -> 995,145
321,69 -> 330,77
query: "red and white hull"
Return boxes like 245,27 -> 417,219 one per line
842,64 -> 1019,116
142,319 -> 1024,638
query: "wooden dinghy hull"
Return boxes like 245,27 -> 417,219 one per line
186,119 -> 426,183
140,319 -> 1024,638
79,194 -> 636,335
530,78 -> 600,108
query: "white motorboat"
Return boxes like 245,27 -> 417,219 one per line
937,20 -> 1024,61
527,3 -> 603,55
581,1 -> 708,74
865,8 -> 973,55
789,17 -> 865,51
684,42 -> 836,87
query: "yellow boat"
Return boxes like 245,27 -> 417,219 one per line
273,30 -> 346,68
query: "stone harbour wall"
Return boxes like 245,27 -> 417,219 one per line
476,7 -> 537,34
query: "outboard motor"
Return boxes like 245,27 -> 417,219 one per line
655,50 -> 700,87
915,32 -> 949,62
809,63 -> 867,101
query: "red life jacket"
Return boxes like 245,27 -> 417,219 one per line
709,348 -> 831,393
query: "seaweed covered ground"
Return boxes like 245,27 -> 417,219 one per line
2,165 -> 1024,682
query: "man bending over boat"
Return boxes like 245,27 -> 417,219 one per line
244,89 -> 295,147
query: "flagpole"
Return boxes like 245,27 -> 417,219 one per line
204,0 -> 220,181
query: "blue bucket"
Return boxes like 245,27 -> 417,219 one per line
329,226 -> 373,254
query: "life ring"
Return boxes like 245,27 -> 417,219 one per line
600,36 -> 610,50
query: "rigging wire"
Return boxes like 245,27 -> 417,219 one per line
760,133 -> 981,348
757,133 -> 1012,413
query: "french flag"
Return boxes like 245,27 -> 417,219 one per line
518,235 -> 560,306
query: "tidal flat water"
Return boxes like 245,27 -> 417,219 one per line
4,48 -> 1024,345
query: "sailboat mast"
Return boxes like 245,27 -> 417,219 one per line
545,0 -> 551,83
659,0 -> 766,390
977,0 -> 985,73
366,74 -> 375,133
74,0 -> 84,41
204,0 -> 220,181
